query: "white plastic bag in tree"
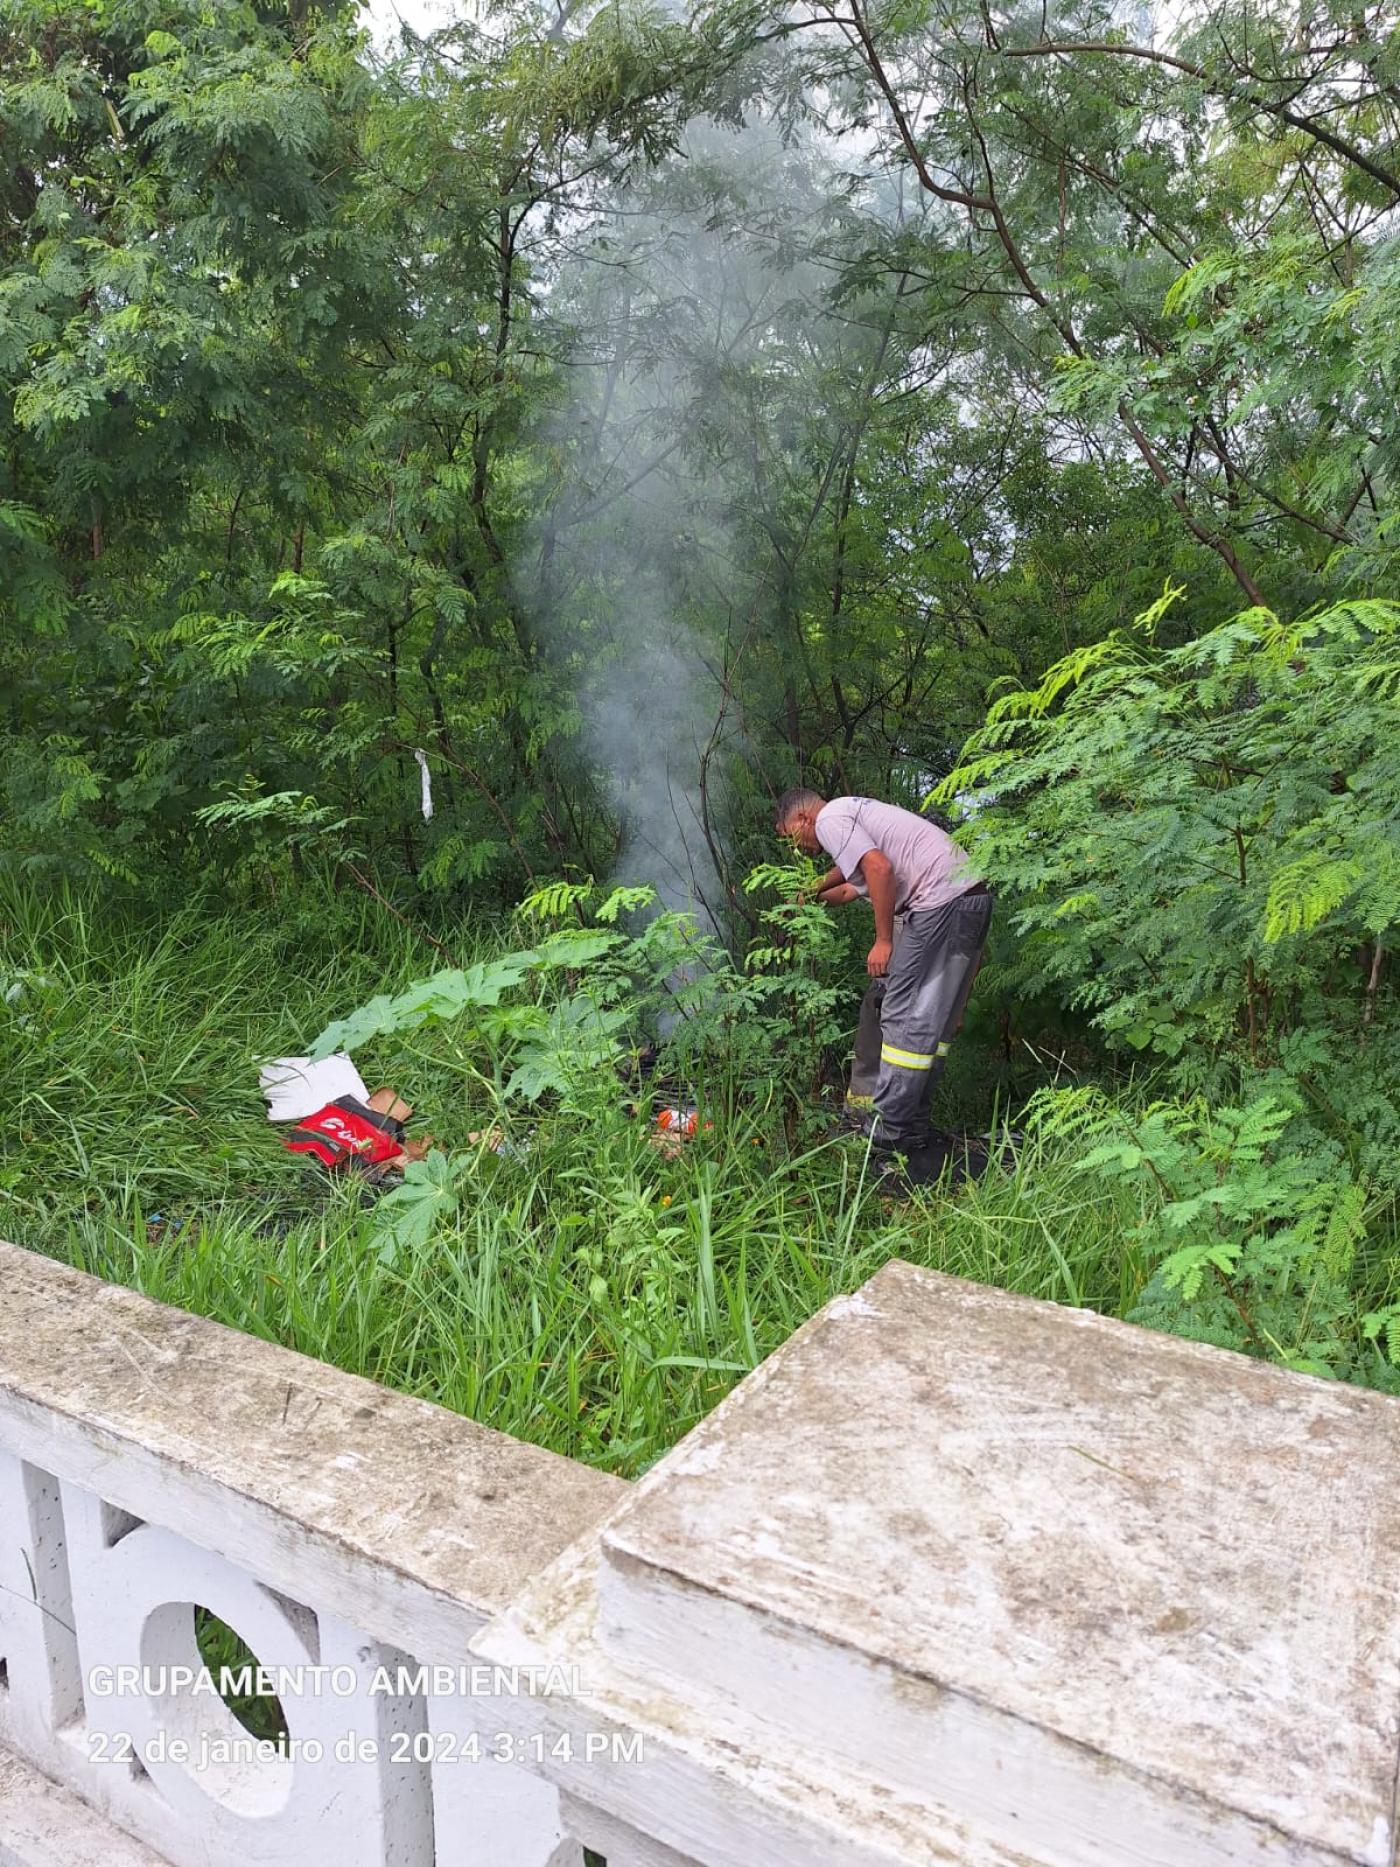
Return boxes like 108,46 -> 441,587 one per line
414,747 -> 433,821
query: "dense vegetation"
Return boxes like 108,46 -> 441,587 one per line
4,0 -> 1399,1465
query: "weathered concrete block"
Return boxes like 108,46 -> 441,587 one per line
0,1742 -> 170,1867
0,1241 -> 622,1867
59,1482 -> 433,1865
0,1240 -> 624,1656
9,1237 -> 1400,1866
477,1262 -> 1400,1867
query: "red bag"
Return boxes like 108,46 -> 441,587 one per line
285,1097 -> 405,1174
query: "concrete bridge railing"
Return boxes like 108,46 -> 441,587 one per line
2,1235 -> 1398,1867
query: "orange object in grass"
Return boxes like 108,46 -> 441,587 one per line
656,1107 -> 700,1137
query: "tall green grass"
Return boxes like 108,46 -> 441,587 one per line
2,879 -> 1143,1475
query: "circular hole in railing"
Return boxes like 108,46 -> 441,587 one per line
139,1601 -> 294,1818
194,1608 -> 289,1743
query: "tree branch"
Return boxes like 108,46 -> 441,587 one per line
1003,40 -> 1400,199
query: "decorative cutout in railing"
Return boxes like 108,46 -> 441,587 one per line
2,1452 -> 435,1860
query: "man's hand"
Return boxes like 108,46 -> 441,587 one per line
867,938 -> 893,978
818,882 -> 859,907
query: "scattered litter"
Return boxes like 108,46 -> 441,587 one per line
145,1212 -> 190,1246
646,1099 -> 712,1158
259,1054 -> 369,1124
3,970 -> 52,1005
618,1049 -> 716,1155
257,1054 -> 432,1190
260,1056 -> 433,1189
468,1126 -> 525,1160
2,969 -> 54,1030
284,1087 -> 432,1187
655,1105 -> 708,1140
258,1050 -> 528,1195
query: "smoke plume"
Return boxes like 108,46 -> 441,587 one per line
521,106 -> 853,932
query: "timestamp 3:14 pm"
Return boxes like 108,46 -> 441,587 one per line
372,1730 -> 648,1767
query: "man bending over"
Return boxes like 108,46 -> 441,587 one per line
774,789 -> 993,1186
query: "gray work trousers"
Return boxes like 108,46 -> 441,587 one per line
848,891 -> 993,1154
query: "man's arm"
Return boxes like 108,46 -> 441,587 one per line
857,848 -> 896,976
814,865 -> 849,903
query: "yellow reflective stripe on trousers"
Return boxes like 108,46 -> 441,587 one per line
880,1042 -> 935,1070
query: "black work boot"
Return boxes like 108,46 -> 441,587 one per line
871,1143 -> 937,1194
874,1134 -> 970,1193
899,1142 -> 945,1187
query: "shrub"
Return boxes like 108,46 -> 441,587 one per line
940,593 -> 1400,1377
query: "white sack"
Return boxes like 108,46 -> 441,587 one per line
258,1054 -> 369,1124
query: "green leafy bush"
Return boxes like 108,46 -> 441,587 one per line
941,594 -> 1400,1377
936,592 -> 1399,1081
1027,1085 -> 1387,1381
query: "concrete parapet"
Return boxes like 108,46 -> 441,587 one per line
3,1242 -> 1398,1866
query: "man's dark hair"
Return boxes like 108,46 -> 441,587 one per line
774,786 -> 824,829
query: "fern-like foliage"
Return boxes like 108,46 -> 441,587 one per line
934,597 -> 1400,1075
1028,1085 -> 1385,1380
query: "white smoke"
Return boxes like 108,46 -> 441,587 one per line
520,109 -> 853,932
